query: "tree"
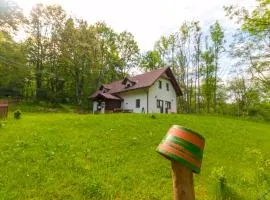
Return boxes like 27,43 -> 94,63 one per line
228,77 -> 260,116
94,22 -> 122,84
154,35 -> 170,65
140,50 -> 163,71
0,32 -> 28,97
26,4 -> 47,100
152,21 -> 202,113
116,31 -> 140,77
26,4 -> 69,101
43,5 -> 67,101
225,0 -> 270,93
60,18 -> 101,106
191,21 -> 202,112
210,21 -> 225,113
201,41 -> 215,113
0,0 -> 24,33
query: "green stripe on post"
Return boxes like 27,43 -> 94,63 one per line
156,125 -> 205,174
157,147 -> 201,174
165,135 -> 203,160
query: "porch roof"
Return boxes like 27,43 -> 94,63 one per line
89,91 -> 122,100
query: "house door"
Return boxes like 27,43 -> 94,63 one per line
160,100 -> 164,113
165,101 -> 168,113
165,101 -> 171,113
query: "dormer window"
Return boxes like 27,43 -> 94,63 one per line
122,76 -> 136,88
103,88 -> 109,93
99,85 -> 110,93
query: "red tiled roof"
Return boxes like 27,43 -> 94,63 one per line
89,67 -> 182,99
89,91 -> 122,100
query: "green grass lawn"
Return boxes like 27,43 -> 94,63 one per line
0,113 -> 270,200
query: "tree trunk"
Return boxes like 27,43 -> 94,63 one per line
214,52 -> 218,113
36,60 -> 42,100
197,43 -> 201,113
36,22 -> 43,100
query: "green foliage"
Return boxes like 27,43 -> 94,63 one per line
13,109 -> 21,119
243,148 -> 270,199
210,21 -> 225,112
0,1 -> 269,120
9,102 -> 76,113
140,50 -> 163,71
150,114 -> 157,119
201,49 -> 216,113
225,0 -> 270,92
0,120 -> 6,128
116,31 -> 140,76
0,32 -> 28,98
0,0 -> 24,33
210,166 -> 233,200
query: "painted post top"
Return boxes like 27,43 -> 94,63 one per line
156,125 -> 205,174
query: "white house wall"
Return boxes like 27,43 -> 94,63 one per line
93,101 -> 98,113
118,89 -> 148,113
148,78 -> 177,113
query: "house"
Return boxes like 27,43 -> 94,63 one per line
89,67 -> 182,113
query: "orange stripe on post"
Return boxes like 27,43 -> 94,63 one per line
164,140 -> 199,160
168,127 -> 205,149
159,143 -> 201,168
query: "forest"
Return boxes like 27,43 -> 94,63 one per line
0,0 -> 269,120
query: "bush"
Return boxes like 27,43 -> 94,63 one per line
150,114 -> 156,119
0,121 -> 5,128
248,108 -> 259,116
247,107 -> 270,122
13,110 -> 22,119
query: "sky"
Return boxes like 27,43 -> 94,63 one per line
15,0 -> 257,52
13,0 -> 258,78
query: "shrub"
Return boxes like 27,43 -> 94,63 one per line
150,114 -> 156,119
210,166 -> 239,199
0,121 -> 4,128
248,108 -> 259,116
211,166 -> 227,188
13,110 -> 22,119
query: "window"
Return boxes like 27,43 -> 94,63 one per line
165,101 -> 171,109
166,83 -> 169,91
136,99 -> 140,108
158,80 -> 162,89
157,99 -> 163,108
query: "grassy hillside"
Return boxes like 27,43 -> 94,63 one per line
0,113 -> 269,199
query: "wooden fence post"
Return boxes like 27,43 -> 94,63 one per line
156,125 -> 205,200
0,100 -> 9,119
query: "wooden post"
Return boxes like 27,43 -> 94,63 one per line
0,100 -> 8,119
171,161 -> 195,200
156,125 -> 205,200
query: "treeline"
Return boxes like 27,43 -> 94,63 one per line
0,3 -> 140,106
0,0 -> 269,119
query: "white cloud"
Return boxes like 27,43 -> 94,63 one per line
15,0 -> 257,51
